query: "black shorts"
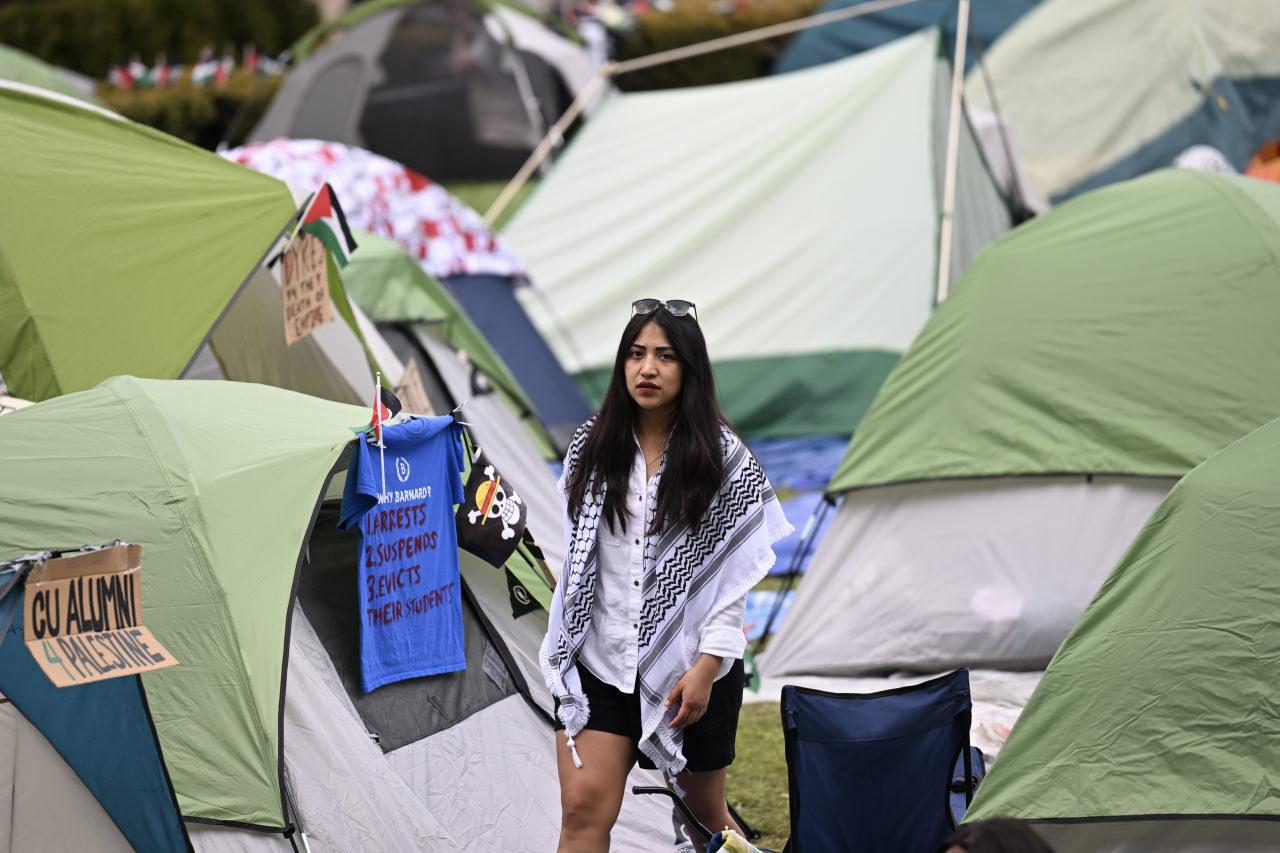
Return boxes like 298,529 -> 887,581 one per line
554,658 -> 745,772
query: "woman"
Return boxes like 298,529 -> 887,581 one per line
540,299 -> 792,852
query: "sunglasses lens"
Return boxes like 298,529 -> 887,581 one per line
632,298 -> 661,315
666,300 -> 695,317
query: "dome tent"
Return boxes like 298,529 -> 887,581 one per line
0,83 -> 399,410
966,0 -> 1280,200
762,169 -> 1280,677
0,378 -> 672,851
965,414 -> 1280,851
251,0 -> 594,182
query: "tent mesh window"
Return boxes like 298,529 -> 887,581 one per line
299,503 -> 529,753
361,1 -> 566,181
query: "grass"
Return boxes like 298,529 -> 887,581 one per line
727,702 -> 789,850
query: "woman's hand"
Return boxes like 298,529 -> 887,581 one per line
665,654 -> 722,728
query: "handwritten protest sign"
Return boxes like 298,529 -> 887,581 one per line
281,232 -> 335,345
23,544 -> 179,687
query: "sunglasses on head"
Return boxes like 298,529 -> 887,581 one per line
631,298 -> 698,322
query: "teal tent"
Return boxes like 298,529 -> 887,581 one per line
774,0 -> 1038,74
966,0 -> 1280,200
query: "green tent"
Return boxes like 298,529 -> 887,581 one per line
965,415 -> 1280,851
503,29 -> 1013,437
342,229 -> 569,570
0,45 -> 100,105
0,377 -> 600,846
342,229 -> 538,426
0,84 -> 386,407
762,169 -> 1280,678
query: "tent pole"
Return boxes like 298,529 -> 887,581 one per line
934,0 -> 971,304
483,0 -> 929,225
484,71 -> 612,226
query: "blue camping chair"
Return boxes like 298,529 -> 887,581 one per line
632,669 -> 982,852
782,669 -> 979,852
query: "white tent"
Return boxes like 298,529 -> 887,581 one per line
504,29 -> 1016,438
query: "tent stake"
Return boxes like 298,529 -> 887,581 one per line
934,0 -> 971,303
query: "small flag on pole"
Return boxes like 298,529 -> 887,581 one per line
299,184 -> 358,268
372,383 -> 402,446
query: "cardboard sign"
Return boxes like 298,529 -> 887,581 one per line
281,232 -> 335,345
396,359 -> 434,415
23,544 -> 179,687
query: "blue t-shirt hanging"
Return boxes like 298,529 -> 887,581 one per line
338,417 -> 466,692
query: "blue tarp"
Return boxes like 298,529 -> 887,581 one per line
744,589 -> 795,641
749,436 -> 846,575
0,586 -> 190,852
443,274 -> 590,445
773,0 -> 1039,75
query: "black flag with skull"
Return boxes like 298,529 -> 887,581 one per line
455,442 -> 528,568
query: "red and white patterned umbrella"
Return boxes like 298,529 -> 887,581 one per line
225,138 -> 526,280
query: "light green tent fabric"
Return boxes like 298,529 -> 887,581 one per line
0,85 -> 293,401
964,0 -> 1280,199
966,416 -> 1280,848
829,169 -> 1280,494
0,84 -> 392,409
0,377 -> 363,827
0,44 -> 99,104
505,29 -> 1012,437
343,230 -> 532,414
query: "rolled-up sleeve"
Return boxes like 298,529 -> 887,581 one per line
699,593 -> 747,675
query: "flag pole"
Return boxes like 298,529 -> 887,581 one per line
375,372 -> 387,500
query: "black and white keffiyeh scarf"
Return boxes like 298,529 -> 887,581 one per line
539,417 -> 793,774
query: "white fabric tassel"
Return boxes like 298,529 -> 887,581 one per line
566,734 -> 583,768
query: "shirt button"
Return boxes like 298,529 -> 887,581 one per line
634,538 -> 640,545
633,623 -> 638,629
633,580 -> 640,587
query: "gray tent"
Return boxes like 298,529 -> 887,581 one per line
252,0 -> 595,181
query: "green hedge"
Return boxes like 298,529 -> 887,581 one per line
97,70 -> 281,150
0,0 -> 316,78
614,0 -> 822,91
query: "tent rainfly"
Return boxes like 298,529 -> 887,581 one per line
774,0 -> 1039,75
503,29 -> 1014,438
966,414 -> 1280,852
965,0 -> 1280,200
0,378 -> 673,851
761,169 -> 1280,677
0,83 -> 400,408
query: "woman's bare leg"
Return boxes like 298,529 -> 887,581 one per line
674,768 -> 742,839
557,730 -> 636,853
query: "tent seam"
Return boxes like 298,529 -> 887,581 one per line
106,380 -> 284,827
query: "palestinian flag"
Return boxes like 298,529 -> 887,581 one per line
300,183 -> 358,268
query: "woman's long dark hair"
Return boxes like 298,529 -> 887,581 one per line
566,307 -> 726,535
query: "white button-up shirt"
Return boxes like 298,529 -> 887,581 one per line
578,440 -> 747,693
